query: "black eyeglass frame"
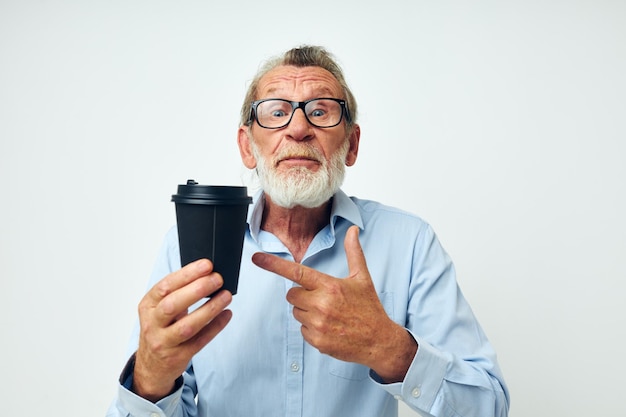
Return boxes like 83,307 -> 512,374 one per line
246,97 -> 352,129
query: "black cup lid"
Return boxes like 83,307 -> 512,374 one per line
171,179 -> 253,205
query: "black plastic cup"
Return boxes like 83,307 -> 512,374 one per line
171,180 -> 252,297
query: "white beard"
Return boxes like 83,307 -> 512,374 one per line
247,138 -> 350,209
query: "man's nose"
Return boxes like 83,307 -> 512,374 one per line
285,108 -> 313,141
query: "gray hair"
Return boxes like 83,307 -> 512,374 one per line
240,45 -> 358,129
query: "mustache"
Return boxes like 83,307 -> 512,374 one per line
273,145 -> 324,166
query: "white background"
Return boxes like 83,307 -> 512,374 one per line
1,1 -> 624,416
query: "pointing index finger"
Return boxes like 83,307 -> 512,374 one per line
251,252 -> 323,290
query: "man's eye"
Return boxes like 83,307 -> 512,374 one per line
271,110 -> 287,117
310,109 -> 326,117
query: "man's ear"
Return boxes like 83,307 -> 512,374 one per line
237,126 -> 257,169
345,124 -> 361,167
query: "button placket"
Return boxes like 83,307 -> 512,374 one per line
286,296 -> 304,417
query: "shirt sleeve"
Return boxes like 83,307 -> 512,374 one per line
370,224 -> 510,417
107,349 -> 199,417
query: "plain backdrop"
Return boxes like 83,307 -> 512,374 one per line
1,1 -> 625,416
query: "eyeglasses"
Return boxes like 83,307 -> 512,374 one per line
247,98 -> 351,129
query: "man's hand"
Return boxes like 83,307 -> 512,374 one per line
133,259 -> 233,402
252,225 -> 417,383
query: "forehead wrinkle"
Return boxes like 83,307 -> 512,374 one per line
257,67 -> 343,100
265,85 -> 336,98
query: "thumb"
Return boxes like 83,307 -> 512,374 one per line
344,225 -> 369,279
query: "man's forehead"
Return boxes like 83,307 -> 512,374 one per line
257,65 -> 342,98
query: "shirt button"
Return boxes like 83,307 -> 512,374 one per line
290,362 -> 300,372
411,387 -> 421,398
150,413 -> 160,417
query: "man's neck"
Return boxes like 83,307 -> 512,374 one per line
261,195 -> 332,263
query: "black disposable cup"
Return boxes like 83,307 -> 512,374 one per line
172,180 -> 252,297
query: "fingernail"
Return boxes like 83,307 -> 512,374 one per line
195,258 -> 211,273
209,273 -> 223,288
251,252 -> 266,267
214,289 -> 232,304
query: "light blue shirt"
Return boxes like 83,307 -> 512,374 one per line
107,190 -> 509,417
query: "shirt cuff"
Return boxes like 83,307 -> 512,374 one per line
116,353 -> 185,417
370,330 -> 448,411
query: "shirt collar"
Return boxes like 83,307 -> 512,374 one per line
247,189 -> 364,243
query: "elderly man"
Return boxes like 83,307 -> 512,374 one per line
108,45 -> 509,417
